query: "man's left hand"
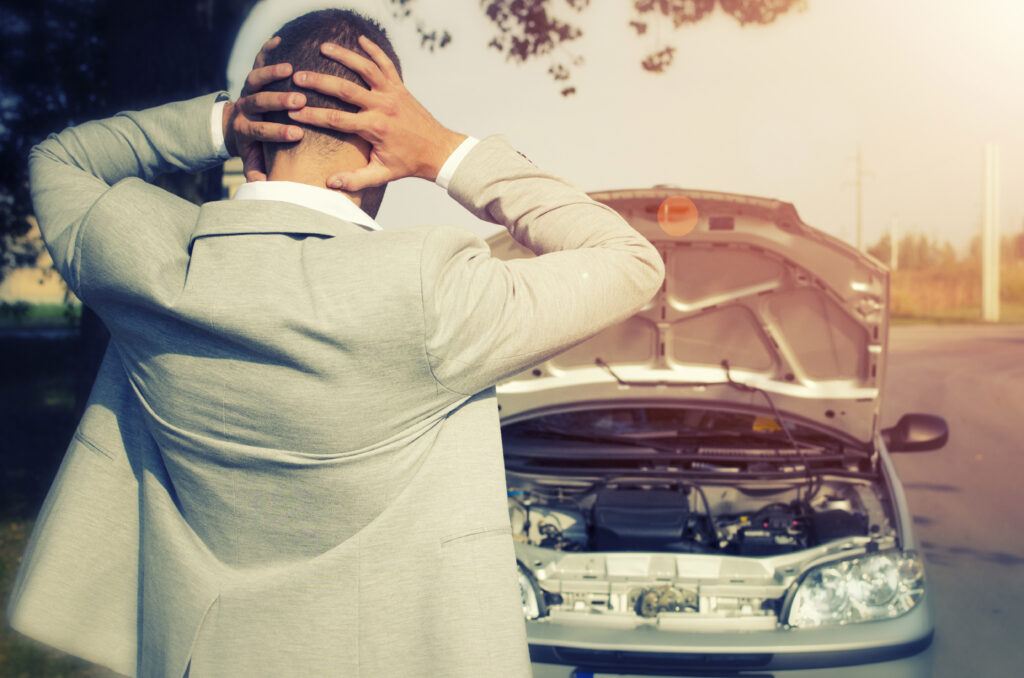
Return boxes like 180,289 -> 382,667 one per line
224,36 -> 306,182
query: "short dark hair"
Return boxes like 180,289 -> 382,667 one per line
261,10 -> 401,216
262,10 -> 401,141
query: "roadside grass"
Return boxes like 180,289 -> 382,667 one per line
889,262 -> 1024,324
890,301 -> 1024,324
0,303 -> 80,330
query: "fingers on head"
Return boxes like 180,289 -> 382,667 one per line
242,119 -> 300,143
246,120 -> 272,140
293,71 -> 371,109
319,42 -> 383,88
252,36 -> 281,69
357,35 -> 400,81
288,106 -> 360,134
244,63 -> 293,95
239,91 -> 305,115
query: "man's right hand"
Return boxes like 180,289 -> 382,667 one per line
286,35 -> 467,191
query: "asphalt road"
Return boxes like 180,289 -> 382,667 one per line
881,324 -> 1024,677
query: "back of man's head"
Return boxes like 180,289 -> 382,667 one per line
262,10 -> 401,214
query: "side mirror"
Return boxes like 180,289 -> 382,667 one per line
882,413 -> 948,452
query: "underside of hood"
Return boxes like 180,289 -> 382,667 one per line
488,188 -> 890,444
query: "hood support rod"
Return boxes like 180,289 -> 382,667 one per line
593,357 -> 815,495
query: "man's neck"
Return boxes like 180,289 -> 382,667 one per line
266,144 -> 369,207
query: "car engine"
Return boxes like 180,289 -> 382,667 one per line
509,477 -> 896,626
509,481 -> 879,557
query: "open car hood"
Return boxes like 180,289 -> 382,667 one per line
488,188 -> 889,445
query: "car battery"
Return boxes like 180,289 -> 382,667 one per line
592,487 -> 689,551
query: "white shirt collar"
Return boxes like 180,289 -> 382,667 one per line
232,181 -> 381,232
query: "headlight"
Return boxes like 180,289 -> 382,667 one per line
518,563 -> 545,620
786,551 -> 925,628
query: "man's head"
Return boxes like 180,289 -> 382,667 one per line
262,10 -> 402,217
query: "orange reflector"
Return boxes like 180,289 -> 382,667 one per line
657,196 -> 699,237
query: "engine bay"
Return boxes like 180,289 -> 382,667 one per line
501,406 -> 904,625
509,477 -> 885,557
508,474 -> 897,625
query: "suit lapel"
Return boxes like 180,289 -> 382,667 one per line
190,200 -> 365,249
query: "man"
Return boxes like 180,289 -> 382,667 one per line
8,9 -> 664,677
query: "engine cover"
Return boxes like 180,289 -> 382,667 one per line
592,487 -> 689,551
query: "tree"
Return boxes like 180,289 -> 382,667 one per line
478,0 -> 806,95
866,232 -> 891,266
0,0 -> 264,284
0,0 -> 110,284
867,231 -> 960,271
0,0 -> 260,409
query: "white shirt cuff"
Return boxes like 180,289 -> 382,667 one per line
435,137 -> 479,191
211,100 -> 230,160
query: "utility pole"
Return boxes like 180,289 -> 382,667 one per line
847,144 -> 873,251
856,145 -> 863,251
982,143 -> 1000,322
890,216 -> 899,270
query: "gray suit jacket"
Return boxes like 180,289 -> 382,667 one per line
8,92 -> 664,677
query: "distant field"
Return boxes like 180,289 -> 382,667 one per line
889,261 -> 1024,323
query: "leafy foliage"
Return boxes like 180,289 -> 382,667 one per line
0,0 -> 109,282
868,232 -> 956,270
720,0 -> 805,25
867,229 -> 1024,272
634,0 -> 716,28
869,228 -> 1024,320
481,0 -> 588,97
0,0 -> 263,283
388,0 -> 452,52
633,0 -> 805,76
476,0 -> 804,94
641,46 -> 678,73
483,0 -> 588,62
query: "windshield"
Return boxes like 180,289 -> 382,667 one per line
503,406 -> 831,443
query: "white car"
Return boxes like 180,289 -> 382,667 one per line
489,188 -> 947,678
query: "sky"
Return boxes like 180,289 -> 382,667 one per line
227,0 -> 1024,252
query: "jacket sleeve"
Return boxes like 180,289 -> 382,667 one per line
28,92 -> 227,297
421,135 -> 666,396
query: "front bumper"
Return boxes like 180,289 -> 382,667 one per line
526,594 -> 933,677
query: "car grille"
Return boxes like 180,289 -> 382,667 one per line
530,645 -> 774,672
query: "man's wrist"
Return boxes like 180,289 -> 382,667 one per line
435,136 -> 478,191
216,100 -> 234,159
